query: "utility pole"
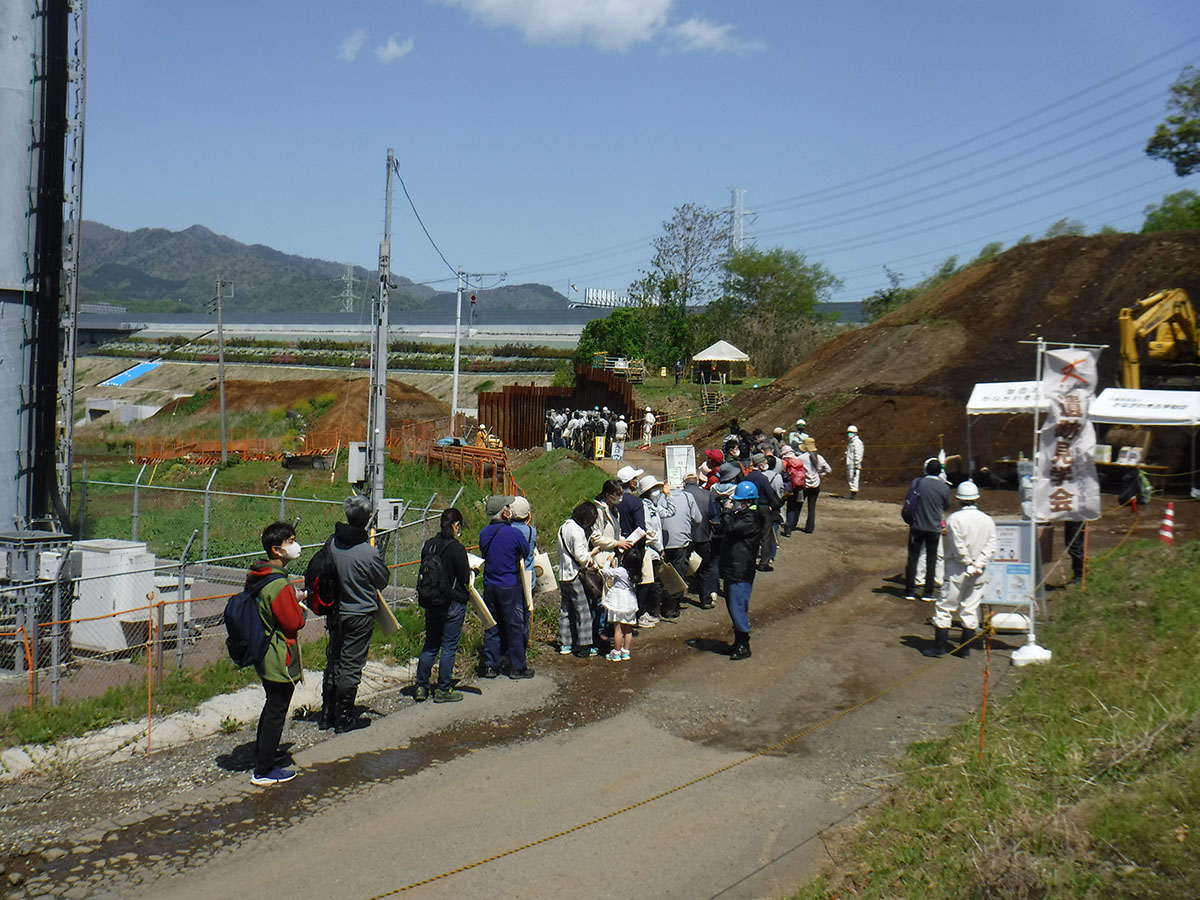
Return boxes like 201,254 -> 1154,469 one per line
213,277 -> 232,463
451,266 -> 463,433
366,149 -> 396,520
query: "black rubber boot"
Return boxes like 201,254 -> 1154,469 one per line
729,631 -> 752,661
333,687 -> 371,733
952,627 -> 976,658
922,627 -> 949,658
317,680 -> 336,731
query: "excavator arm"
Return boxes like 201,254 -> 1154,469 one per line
1118,289 -> 1199,390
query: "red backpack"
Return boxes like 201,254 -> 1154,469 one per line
785,457 -> 806,490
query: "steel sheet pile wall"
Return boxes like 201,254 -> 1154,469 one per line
478,365 -> 634,449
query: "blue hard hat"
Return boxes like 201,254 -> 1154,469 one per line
732,481 -> 759,501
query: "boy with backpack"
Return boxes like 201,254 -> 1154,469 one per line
244,521 -> 307,786
414,508 -> 472,702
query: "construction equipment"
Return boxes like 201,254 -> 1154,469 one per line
1118,289 -> 1200,389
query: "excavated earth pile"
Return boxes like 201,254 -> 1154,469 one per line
700,233 -> 1200,485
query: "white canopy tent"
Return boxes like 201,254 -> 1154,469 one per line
965,381 -> 1049,474
692,340 -> 750,383
692,340 -> 750,362
1090,388 -> 1200,495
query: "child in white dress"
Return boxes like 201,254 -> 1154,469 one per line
601,544 -> 642,661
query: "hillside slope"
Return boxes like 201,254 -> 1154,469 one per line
707,232 -> 1200,483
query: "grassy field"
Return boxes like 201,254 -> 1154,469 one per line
795,540 -> 1200,900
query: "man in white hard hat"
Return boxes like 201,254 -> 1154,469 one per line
641,406 -> 656,450
845,425 -> 864,499
923,480 -> 995,659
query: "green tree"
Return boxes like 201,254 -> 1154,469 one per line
576,307 -> 650,362
1145,65 -> 1200,176
1044,218 -> 1087,238
1141,189 -> 1200,233
707,246 -> 841,377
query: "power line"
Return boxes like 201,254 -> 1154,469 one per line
394,165 -> 459,278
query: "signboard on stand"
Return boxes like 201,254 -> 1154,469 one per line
664,445 -> 696,490
983,519 -> 1042,631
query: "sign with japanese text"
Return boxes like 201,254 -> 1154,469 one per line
1033,348 -> 1101,521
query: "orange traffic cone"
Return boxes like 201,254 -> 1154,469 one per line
1159,501 -> 1175,544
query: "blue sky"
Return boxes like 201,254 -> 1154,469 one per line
85,0 -> 1200,306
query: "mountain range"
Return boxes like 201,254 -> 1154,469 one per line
79,221 -> 572,315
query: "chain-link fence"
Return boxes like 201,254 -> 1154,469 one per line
0,484 -> 460,735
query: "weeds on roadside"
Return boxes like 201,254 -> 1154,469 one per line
794,540 -> 1200,900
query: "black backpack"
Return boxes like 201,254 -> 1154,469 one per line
304,537 -> 341,616
901,480 -> 921,525
224,572 -> 285,668
415,537 -> 452,609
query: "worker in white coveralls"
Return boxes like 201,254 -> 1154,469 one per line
641,406 -> 656,449
844,425 -> 864,499
922,480 -> 995,659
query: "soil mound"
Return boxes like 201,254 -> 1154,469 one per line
703,232 -> 1200,484
157,376 -> 448,435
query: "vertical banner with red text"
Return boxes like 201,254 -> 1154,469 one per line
1033,348 -> 1101,521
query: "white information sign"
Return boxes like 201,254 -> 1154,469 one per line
1034,347 -> 1101,521
981,519 -> 1043,631
664,445 -> 697,490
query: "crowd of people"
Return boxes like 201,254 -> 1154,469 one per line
546,406 -> 658,457
241,419 -> 870,786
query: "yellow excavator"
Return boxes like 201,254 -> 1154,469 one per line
1118,289 -> 1200,390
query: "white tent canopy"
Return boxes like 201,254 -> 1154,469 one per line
693,340 -> 749,362
966,381 -> 1050,415
1090,388 -> 1200,426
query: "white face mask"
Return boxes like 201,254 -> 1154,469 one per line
280,539 -> 302,561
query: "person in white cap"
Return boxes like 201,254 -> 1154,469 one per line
845,425 -> 864,499
641,406 -> 656,450
615,464 -> 646,538
612,414 -> 628,460
923,480 -> 995,658
635,473 -> 675,627
788,418 -> 808,449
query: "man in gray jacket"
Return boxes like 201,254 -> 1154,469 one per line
904,458 -> 951,602
682,473 -> 715,609
659,478 -> 701,618
325,495 -> 390,732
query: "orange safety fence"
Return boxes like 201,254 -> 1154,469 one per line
137,431 -> 283,463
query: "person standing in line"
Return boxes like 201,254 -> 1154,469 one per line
414,508 -> 471,703
590,479 -> 634,649
600,543 -> 643,661
635,474 -> 674,628
659,474 -> 701,618
614,465 -> 646,538
923,481 -> 996,658
780,447 -> 806,536
718,482 -> 765,661
612,414 -> 628,460
479,495 -> 533,679
845,425 -> 864,499
797,437 -> 832,534
682,472 -> 716,609
247,522 -> 307,786
745,453 -> 782,571
557,502 -> 599,658
509,496 -> 538,654
904,457 -> 952,602
326,495 -> 389,733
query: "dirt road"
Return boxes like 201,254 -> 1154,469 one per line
1,489 -> 1122,900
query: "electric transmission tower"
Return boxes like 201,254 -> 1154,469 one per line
728,187 -> 754,252
339,264 -> 358,313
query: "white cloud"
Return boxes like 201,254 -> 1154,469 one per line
339,28 -> 368,61
375,35 -> 415,63
670,17 -> 765,54
439,0 -> 673,52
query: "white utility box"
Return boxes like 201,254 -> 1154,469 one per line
71,539 -> 191,654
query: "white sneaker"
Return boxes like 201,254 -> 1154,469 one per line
637,614 -> 658,628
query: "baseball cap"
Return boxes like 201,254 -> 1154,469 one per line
485,495 -> 516,517
616,465 -> 644,484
